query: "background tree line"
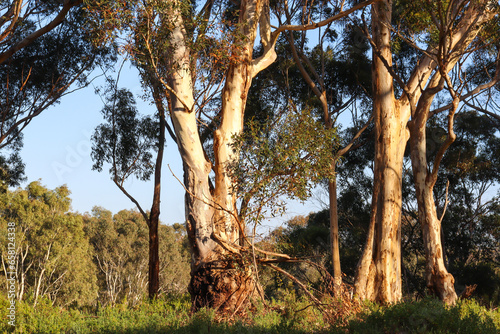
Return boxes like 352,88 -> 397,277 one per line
0,181 -> 190,307
0,175 -> 497,309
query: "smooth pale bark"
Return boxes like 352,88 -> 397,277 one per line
355,0 -> 497,304
164,0 -> 270,312
167,13 -> 217,308
409,122 -> 457,303
163,0 -> 376,311
406,1 -> 497,304
406,68 -> 457,304
355,0 -> 410,303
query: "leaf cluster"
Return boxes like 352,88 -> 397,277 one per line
230,108 -> 339,223
0,4 -> 115,189
91,84 -> 159,184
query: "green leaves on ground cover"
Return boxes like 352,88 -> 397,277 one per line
348,298 -> 500,334
1,294 -> 499,333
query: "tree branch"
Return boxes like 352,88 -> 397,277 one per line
0,0 -> 83,64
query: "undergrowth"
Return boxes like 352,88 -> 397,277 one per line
0,293 -> 498,333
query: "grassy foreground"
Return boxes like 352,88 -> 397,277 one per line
0,294 -> 499,333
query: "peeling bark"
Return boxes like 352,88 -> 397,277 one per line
355,0 -> 408,304
164,0 -> 268,311
406,1 -> 497,304
162,0 -> 378,311
355,0 -> 497,304
408,75 -> 458,305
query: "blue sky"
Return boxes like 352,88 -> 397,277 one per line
18,64 -> 319,229
19,65 -> 186,224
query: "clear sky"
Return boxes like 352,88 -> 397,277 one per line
20,65 -> 186,224
18,64 -> 321,229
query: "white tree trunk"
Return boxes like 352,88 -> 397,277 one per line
164,0 -> 269,311
407,1 -> 496,304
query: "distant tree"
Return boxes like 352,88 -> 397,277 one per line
84,207 -> 190,306
91,81 -> 166,299
84,207 -> 148,306
158,223 -> 191,295
0,181 -> 97,306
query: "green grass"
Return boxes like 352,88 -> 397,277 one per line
347,298 -> 500,334
0,294 -> 498,333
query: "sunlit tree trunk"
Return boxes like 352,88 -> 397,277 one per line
354,0 -> 498,304
354,0 -> 409,303
409,122 -> 458,304
406,70 -> 457,304
165,0 -> 269,312
406,1 -> 497,304
163,0 -> 374,311
329,173 -> 342,289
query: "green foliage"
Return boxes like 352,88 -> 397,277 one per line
347,298 -> 500,334
158,224 -> 191,295
0,182 -> 190,311
0,147 -> 25,193
85,207 -> 149,306
0,181 -> 98,307
1,293 -> 499,333
91,84 -> 159,184
230,109 -> 339,223
84,0 -> 237,100
0,4 -> 115,186
84,208 -> 190,306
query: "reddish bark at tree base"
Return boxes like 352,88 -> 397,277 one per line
189,260 -> 255,312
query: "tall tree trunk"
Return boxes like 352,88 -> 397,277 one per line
329,176 -> 342,289
147,83 -> 166,299
404,1 -> 497,303
354,0 -> 495,305
408,82 -> 458,304
285,27 -> 343,291
409,136 -> 457,303
354,0 -> 408,303
186,59 -> 257,313
165,0 -> 265,312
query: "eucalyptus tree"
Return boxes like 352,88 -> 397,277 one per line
277,1 -> 373,289
355,0 -> 499,304
0,182 -> 97,306
85,0 -> 375,311
91,82 -> 165,299
0,0 -> 114,188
